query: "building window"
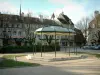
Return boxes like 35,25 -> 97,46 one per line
15,17 -> 18,21
20,24 -> 22,28
13,31 -> 16,35
17,24 -> 19,28
26,24 -> 29,28
3,23 -> 6,27
3,31 -> 6,34
9,24 -> 12,27
98,23 -> 100,27
8,31 -> 11,37
0,23 -> 1,27
17,24 -> 22,28
18,31 -> 21,36
3,31 -> 6,37
6,23 -> 8,28
0,32 -> 3,36
92,24 -> 95,28
14,24 -> 17,28
12,24 -> 14,28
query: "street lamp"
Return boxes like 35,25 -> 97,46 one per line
68,19 -> 71,56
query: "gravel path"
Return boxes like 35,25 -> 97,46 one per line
0,58 -> 100,75
0,50 -> 100,75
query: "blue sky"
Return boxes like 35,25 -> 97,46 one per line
0,0 -> 100,24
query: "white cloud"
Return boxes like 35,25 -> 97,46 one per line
49,0 -> 72,5
0,0 -> 88,24
0,1 -> 35,16
0,1 -> 50,19
49,0 -> 87,24
0,1 -> 19,14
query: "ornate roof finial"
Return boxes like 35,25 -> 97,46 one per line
19,0 -> 22,17
61,11 -> 64,15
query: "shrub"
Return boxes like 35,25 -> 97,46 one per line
0,44 -> 60,53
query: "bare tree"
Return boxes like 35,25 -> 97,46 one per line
24,12 -> 34,45
76,17 -> 89,35
88,11 -> 100,45
76,17 -> 90,44
94,30 -> 100,45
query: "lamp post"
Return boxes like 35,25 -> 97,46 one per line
68,19 -> 71,56
74,30 -> 76,54
54,29 -> 56,57
41,31 -> 43,57
73,29 -> 77,55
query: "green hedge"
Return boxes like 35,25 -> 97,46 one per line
0,45 -> 60,53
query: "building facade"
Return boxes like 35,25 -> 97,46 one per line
57,13 -> 75,46
88,11 -> 100,45
0,12 -> 75,46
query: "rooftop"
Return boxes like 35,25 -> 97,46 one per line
0,13 -> 58,25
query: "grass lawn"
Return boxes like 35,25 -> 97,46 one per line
0,59 -> 40,68
92,54 -> 100,58
2,54 -> 26,59
0,54 -> 40,68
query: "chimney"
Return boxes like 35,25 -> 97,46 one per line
39,14 -> 43,22
21,12 -> 24,17
94,10 -> 99,17
19,4 -> 22,17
